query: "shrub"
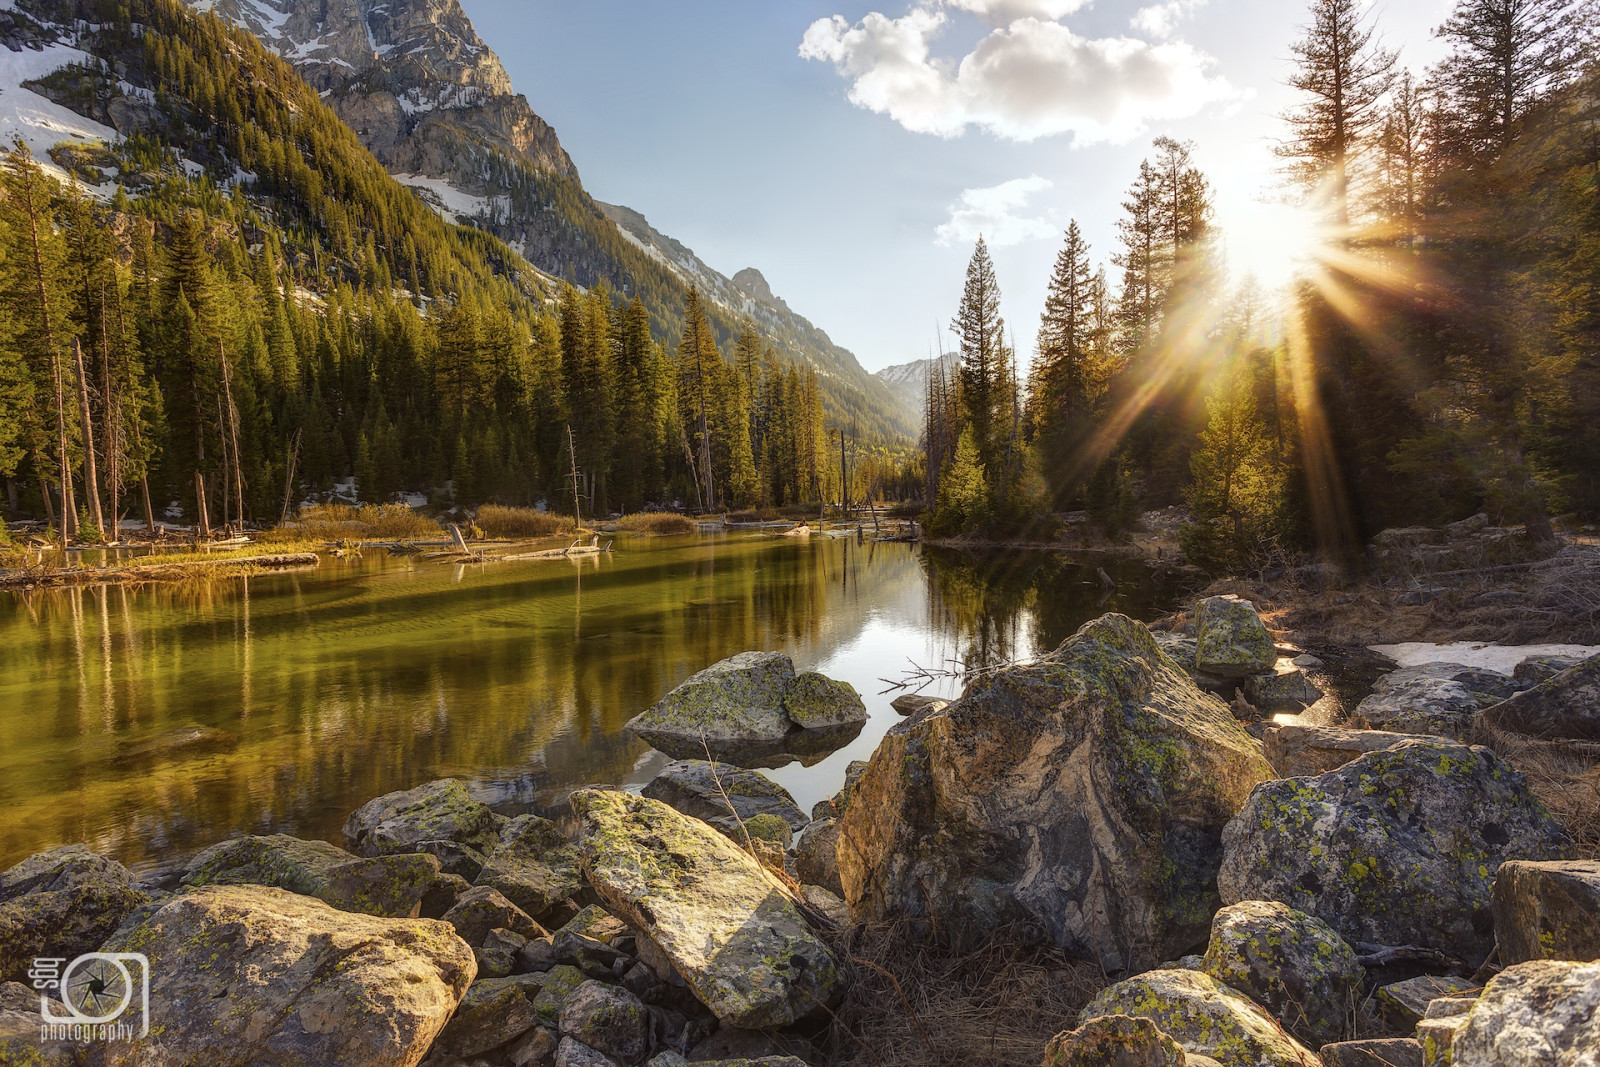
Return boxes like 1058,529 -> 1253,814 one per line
268,503 -> 441,542
475,505 -> 573,539
615,511 -> 697,535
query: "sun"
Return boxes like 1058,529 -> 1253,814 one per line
1218,198 -> 1325,289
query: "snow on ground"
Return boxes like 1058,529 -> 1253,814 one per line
392,173 -> 490,222
1371,642 -> 1600,675
0,42 -> 119,188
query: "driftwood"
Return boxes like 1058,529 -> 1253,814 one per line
0,553 -> 320,590
1353,942 -> 1471,974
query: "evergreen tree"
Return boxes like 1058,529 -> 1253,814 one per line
1031,220 -> 1095,502
952,238 -> 1014,502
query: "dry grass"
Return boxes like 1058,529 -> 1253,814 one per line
267,503 -> 442,542
474,505 -> 574,539
821,922 -> 1103,1067
1476,723 -> 1600,860
615,511 -> 697,535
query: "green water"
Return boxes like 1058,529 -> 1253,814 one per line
0,534 -> 1179,871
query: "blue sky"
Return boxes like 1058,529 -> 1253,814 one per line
459,0 -> 1454,372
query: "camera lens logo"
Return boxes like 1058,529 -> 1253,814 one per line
30,953 -> 150,1042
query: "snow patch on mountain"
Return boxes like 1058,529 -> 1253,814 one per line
0,42 -> 118,189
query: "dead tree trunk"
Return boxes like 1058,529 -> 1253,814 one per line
73,339 -> 104,538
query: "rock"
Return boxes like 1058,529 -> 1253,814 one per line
1260,723 -> 1437,778
798,885 -> 850,928
100,883 -> 474,1066
558,1037 -> 619,1066
889,693 -> 948,716
1152,631 -> 1199,672
476,815 -> 584,921
477,927 -> 528,980
444,885 -> 548,944
0,980 -> 79,1067
832,760 -> 870,818
1480,654 -> 1600,740
0,845 -> 150,982
1491,859 -> 1600,965
1416,997 -> 1473,1067
625,652 -> 796,744
1512,654 -> 1584,686
1243,669 -> 1324,712
1199,900 -> 1363,1047
1450,959 -> 1599,1064
1080,969 -> 1320,1067
559,980 -> 649,1065
1194,596 -> 1277,678
1041,1014 -> 1187,1066
551,905 -> 630,969
180,834 -> 357,895
416,840 -> 491,881
531,964 -> 587,1027
837,614 -> 1273,972
344,779 -> 502,857
783,671 -> 867,729
423,872 -> 473,919
641,761 -> 809,841
518,935 -> 560,974
1292,654 -> 1324,670
1352,663 -> 1520,740
508,1026 -> 559,1067
572,789 -> 841,1028
1318,1040 -> 1423,1067
1218,740 -> 1572,967
321,853 -> 443,917
794,818 -> 842,896
439,974 -> 545,1057
1374,976 -> 1479,1030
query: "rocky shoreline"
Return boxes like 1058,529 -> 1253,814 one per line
3,602 -> 1598,1066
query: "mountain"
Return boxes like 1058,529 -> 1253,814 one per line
184,0 -> 916,440
875,353 -> 958,421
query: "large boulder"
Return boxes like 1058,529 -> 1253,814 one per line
837,614 -> 1273,972
435,974 -> 544,1057
641,760 -> 809,843
1199,900 -> 1363,1047
475,814 -> 584,921
1243,669 -> 1323,713
1480,654 -> 1600,740
1259,723 -> 1436,778
1042,1015 -> 1187,1067
1351,663 -> 1520,741
1193,596 -> 1276,678
1079,969 -> 1320,1067
99,884 -> 475,1066
626,652 -> 796,744
1450,959 -> 1599,1065
558,980 -> 649,1065
342,779 -> 502,857
571,789 -> 841,1029
784,671 -> 868,730
182,834 -> 357,896
319,853 -> 442,918
1218,740 -> 1572,967
0,980 -> 78,1067
1491,859 -> 1600,965
0,845 -> 150,982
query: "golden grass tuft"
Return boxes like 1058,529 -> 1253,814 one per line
475,505 -> 574,539
266,503 -> 441,542
615,511 -> 697,535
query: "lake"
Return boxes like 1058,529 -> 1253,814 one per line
0,533 -> 1182,872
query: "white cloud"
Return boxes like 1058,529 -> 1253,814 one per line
934,175 -> 1057,246
942,0 -> 1092,23
1131,0 -> 1208,39
800,5 -> 1240,143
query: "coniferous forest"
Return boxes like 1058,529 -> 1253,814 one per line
926,0 -> 1600,571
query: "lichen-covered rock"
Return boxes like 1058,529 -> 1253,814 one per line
1351,664 -> 1520,741
531,964 -> 587,1027
799,885 -> 850,928
572,789 -> 841,1028
1080,969 -> 1320,1067
795,817 -> 842,896
1194,596 -> 1276,678
181,834 -> 357,895
1152,632 -> 1199,673
476,927 -> 527,980
0,980 -> 78,1067
1042,1014 -> 1187,1066
1417,997 -> 1473,1067
99,884 -> 474,1066
0,845 -> 150,982
625,651 -> 796,744
837,614 -> 1273,972
784,671 -> 867,729
551,906 -> 630,969
1450,959 -> 1599,1065
414,840 -> 490,881
559,981 -> 649,1065
1218,740 -> 1572,967
641,760 -> 808,843
1318,1040 -> 1423,1067
443,885 -> 548,944
1512,654 -> 1584,686
1260,724 -> 1436,778
476,814 -> 583,921
558,1037 -> 620,1066
320,853 -> 442,917
1244,670 -> 1323,713
343,778 -> 502,857
1480,654 -> 1600,740
1374,976 -> 1479,1030
437,974 -> 544,1057
1200,900 -> 1362,1047
1491,859 -> 1600,965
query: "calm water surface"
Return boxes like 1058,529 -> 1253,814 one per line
0,533 -> 1180,871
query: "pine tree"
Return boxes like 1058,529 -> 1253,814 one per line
676,286 -> 720,510
953,238 -> 1010,493
1114,161 -> 1163,354
1031,220 -> 1094,501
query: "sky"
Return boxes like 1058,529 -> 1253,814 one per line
458,0 -> 1455,373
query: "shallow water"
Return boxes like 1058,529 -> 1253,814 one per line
0,533 -> 1180,871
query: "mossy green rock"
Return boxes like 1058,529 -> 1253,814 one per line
1492,859 -> 1600,965
1200,900 -> 1362,1047
531,963 -> 586,1027
836,613 -> 1273,973
442,884 -> 547,944
1194,596 -> 1276,678
475,814 -> 583,921
784,671 -> 867,729
558,979 -> 649,1065
625,651 -> 796,744
99,884 -> 475,1067
1218,740 -> 1572,967
1042,1014 -> 1187,1066
438,973 -> 544,1056
1080,969 -> 1320,1067
1451,959 -> 1599,1065
573,789 -> 841,1028
642,760 -> 809,843
0,846 -> 150,983
182,834 -> 357,896
342,778 -> 501,857
319,852 -> 442,917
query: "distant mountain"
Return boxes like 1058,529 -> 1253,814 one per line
184,0 -> 917,440
874,353 -> 958,423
